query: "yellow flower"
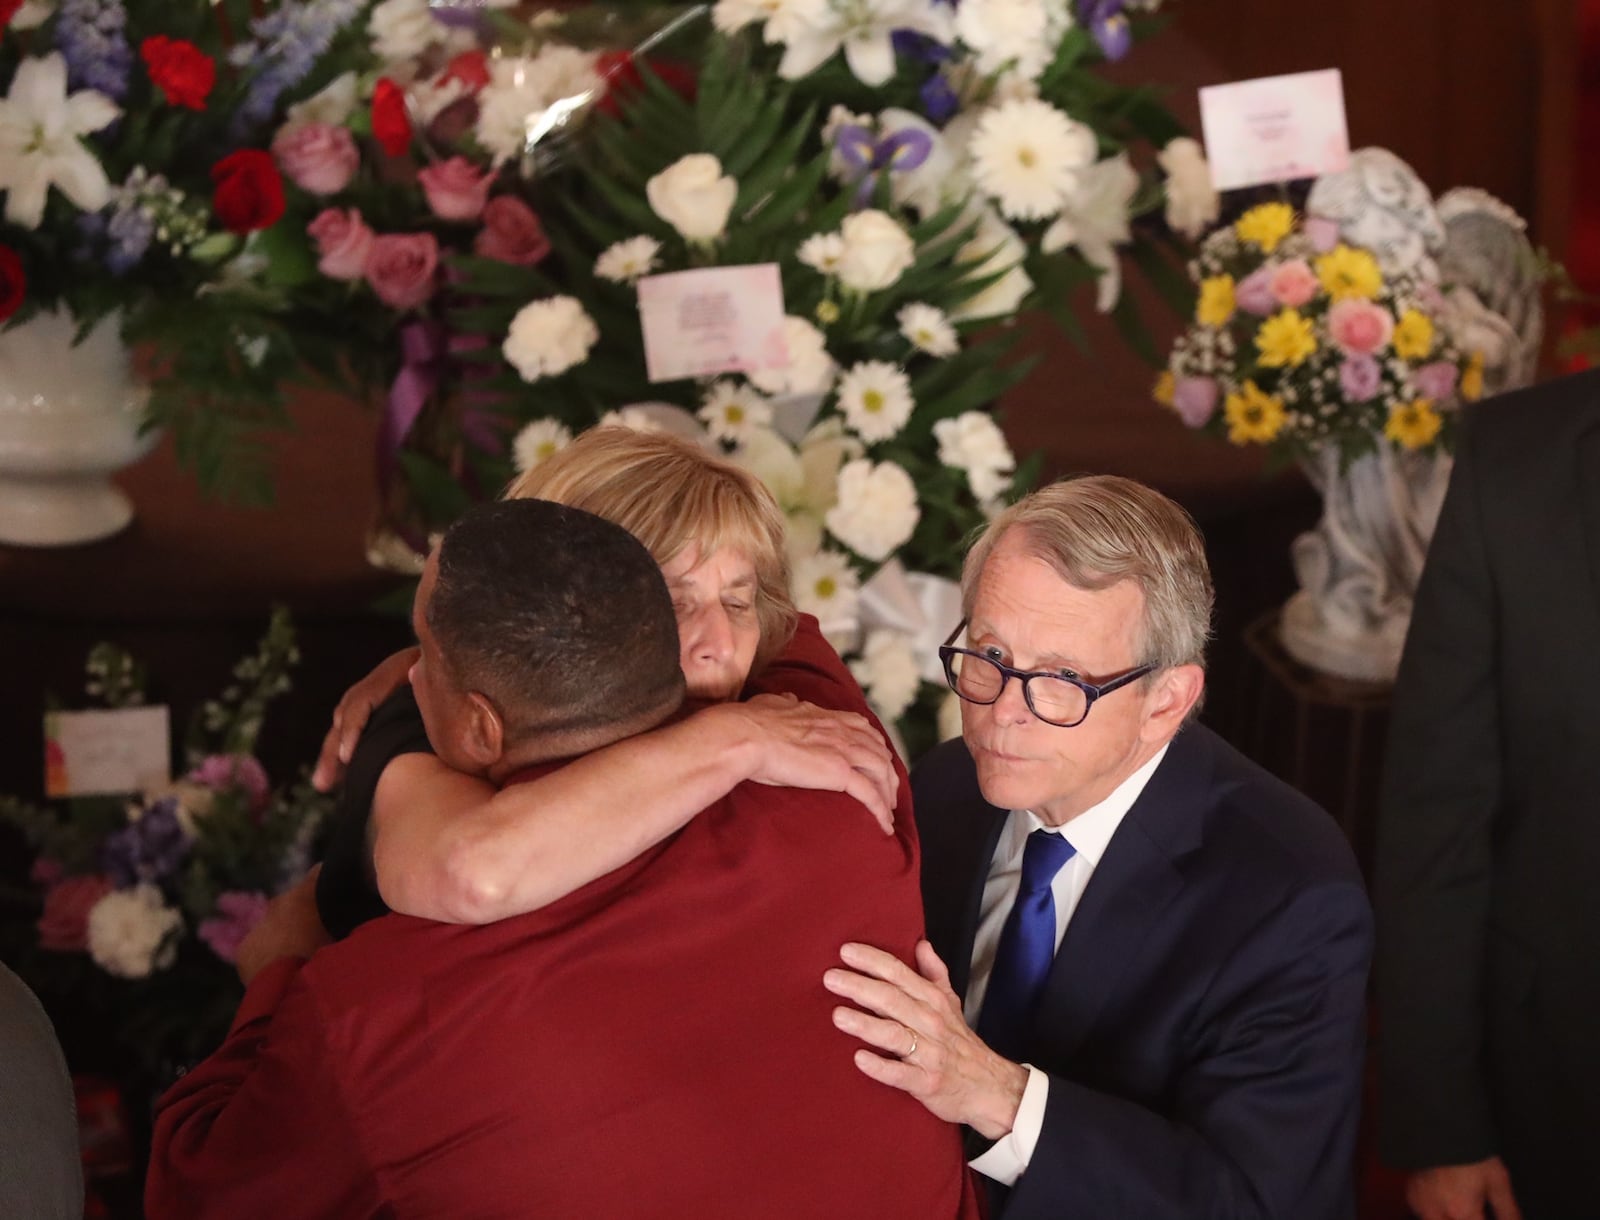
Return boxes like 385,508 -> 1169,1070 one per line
1224,381 -> 1287,445
1255,309 -> 1317,368
1234,202 -> 1295,253
815,299 -> 841,325
1196,275 -> 1235,327
1393,308 -> 1435,360
1460,350 -> 1485,400
1385,399 -> 1443,450
1315,245 -> 1383,301
1153,370 -> 1176,407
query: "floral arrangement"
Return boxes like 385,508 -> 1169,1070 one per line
1155,201 -> 1486,464
0,609 -> 334,1076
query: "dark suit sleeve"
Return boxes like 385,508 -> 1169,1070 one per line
1373,413 -> 1501,1169
1008,881 -> 1373,1220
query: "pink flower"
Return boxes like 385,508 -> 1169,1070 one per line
365,232 -> 439,309
307,207 -> 375,280
1412,360 -> 1459,400
1339,355 -> 1383,402
1327,298 -> 1395,357
1234,266 -> 1276,316
37,875 -> 115,952
187,753 -> 270,816
418,156 -> 494,221
1268,259 -> 1318,308
474,196 -> 551,266
1172,376 -> 1219,427
271,122 -> 359,195
1304,216 -> 1341,252
197,891 -> 271,964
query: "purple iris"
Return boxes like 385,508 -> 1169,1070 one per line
834,124 -> 935,208
101,798 -> 192,889
1079,0 -> 1133,61
920,75 -> 959,123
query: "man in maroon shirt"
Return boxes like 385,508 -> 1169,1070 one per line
148,499 -> 980,1220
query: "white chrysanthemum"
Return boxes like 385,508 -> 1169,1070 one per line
849,629 -> 923,722
934,410 -> 1015,492
826,458 -> 920,561
512,418 -> 573,473
969,98 -> 1095,222
798,232 -> 846,275
792,548 -> 862,648
476,47 -> 603,166
503,296 -> 599,383
836,209 -> 917,294
1042,153 -> 1139,312
595,235 -> 661,283
954,0 -> 1072,80
368,0 -> 473,63
898,303 -> 959,357
597,407 -> 665,433
1156,137 -> 1220,240
698,381 -> 773,442
950,210 -> 1034,322
748,316 -> 837,397
837,361 -> 915,443
86,885 -> 183,980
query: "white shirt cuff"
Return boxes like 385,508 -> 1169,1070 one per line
968,1064 -> 1049,1186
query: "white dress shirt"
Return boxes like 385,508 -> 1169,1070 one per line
966,744 -> 1168,1186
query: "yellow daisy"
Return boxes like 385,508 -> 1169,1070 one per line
1385,399 -> 1443,450
1255,309 -> 1317,368
1234,202 -> 1295,253
1315,245 -> 1384,301
1196,275 -> 1235,327
1224,381 -> 1287,445
1393,309 -> 1435,360
1153,370 -> 1176,407
1460,351 -> 1485,401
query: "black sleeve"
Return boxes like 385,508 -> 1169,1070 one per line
314,686 -> 434,940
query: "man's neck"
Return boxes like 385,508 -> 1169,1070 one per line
485,699 -> 691,785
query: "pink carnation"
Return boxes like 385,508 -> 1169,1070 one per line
1269,259 -> 1318,308
307,207 -> 375,280
1172,376 -> 1219,427
187,753 -> 271,816
1327,298 -> 1395,357
418,156 -> 494,221
474,196 -> 551,266
365,232 -> 439,309
1412,360 -> 1459,400
1234,266 -> 1276,316
271,121 -> 359,195
38,875 -> 115,952
197,891 -> 271,964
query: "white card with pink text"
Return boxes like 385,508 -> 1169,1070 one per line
1199,69 -> 1351,191
637,263 -> 788,383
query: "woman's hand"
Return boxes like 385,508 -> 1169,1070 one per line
311,647 -> 420,791
719,694 -> 899,833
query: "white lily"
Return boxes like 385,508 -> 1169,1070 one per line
1043,154 -> 1139,313
772,0 -> 950,86
0,53 -> 120,230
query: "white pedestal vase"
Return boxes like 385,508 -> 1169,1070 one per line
0,310 -> 157,546
1279,442 -> 1453,684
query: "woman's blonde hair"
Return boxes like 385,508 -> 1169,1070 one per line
505,427 -> 797,672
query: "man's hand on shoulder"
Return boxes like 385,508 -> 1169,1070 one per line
236,866 -> 331,985
1405,1157 -> 1522,1220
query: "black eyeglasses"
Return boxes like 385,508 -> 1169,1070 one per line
938,621 -> 1156,728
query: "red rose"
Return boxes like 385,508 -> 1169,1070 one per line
440,50 -> 490,93
37,875 -> 115,953
0,245 -> 24,322
211,149 -> 286,234
371,78 -> 413,157
140,35 -> 215,110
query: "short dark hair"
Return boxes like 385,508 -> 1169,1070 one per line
429,499 -> 684,743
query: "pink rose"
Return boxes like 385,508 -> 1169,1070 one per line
1172,376 -> 1219,427
307,207 -> 375,280
474,196 -> 551,266
187,753 -> 270,816
1304,216 -> 1341,252
1327,298 -> 1395,357
1412,360 -> 1459,400
197,891 -> 271,964
418,155 -> 494,221
271,121 -> 359,195
1268,259 -> 1318,308
365,232 -> 439,309
37,875 -> 115,952
1234,266 -> 1276,316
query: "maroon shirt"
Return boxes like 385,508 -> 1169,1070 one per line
148,618 -> 982,1219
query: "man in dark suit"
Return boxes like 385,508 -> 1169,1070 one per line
825,474 -> 1373,1218
1376,369 -> 1600,1220
1,963 -> 82,1220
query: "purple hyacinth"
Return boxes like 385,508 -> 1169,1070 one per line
101,797 -> 192,889
55,0 -> 133,101
231,0 -> 365,134
1079,0 -> 1133,61
103,202 -> 154,275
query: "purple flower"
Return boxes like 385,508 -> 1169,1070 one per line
1173,376 -> 1219,427
188,754 -> 271,816
100,798 -> 192,889
1303,216 -> 1342,253
1411,360 -> 1459,400
197,892 -> 271,964
1080,0 -> 1133,61
919,74 -> 959,124
55,0 -> 133,101
231,0 -> 366,134
1339,355 -> 1383,402
1234,265 -> 1277,316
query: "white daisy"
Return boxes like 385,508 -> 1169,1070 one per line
968,98 -> 1096,222
792,548 -> 862,648
798,232 -> 846,275
511,418 -> 573,473
594,235 -> 662,283
697,380 -> 773,442
898,303 -> 959,357
837,361 -> 915,443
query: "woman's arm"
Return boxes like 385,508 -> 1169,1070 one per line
372,694 -> 897,925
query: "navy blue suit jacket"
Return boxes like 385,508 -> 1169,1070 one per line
914,723 -> 1373,1220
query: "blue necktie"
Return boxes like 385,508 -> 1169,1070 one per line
978,829 -> 1076,1062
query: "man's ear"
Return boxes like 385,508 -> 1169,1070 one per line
1138,663 -> 1204,744
459,691 -> 506,769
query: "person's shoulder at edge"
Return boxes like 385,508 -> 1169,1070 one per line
1462,367 -> 1600,465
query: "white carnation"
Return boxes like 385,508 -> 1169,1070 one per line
476,47 -> 603,166
368,0 -> 471,63
503,296 -> 599,382
837,360 -> 915,443
849,629 -> 923,722
950,209 -> 1034,322
970,98 -> 1095,222
935,410 -> 1015,486
836,209 -> 917,293
1157,137 -> 1219,240
793,548 -> 862,649
954,0 -> 1072,81
748,316 -> 837,397
512,418 -> 573,473
898,303 -> 959,357
698,381 -> 773,442
647,154 -> 738,242
595,235 -> 661,283
86,885 -> 183,980
826,458 -> 920,562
